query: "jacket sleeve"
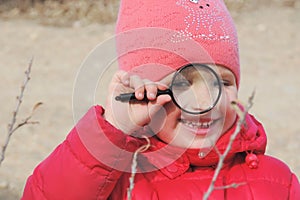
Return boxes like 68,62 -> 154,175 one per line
21,105 -> 141,200
290,173 -> 300,200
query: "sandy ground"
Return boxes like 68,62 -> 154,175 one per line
0,4 -> 299,199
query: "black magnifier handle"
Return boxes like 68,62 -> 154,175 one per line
115,89 -> 172,102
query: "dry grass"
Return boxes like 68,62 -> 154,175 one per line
0,0 -> 120,26
0,0 -> 298,26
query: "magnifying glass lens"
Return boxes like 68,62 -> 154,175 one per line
170,64 -> 221,114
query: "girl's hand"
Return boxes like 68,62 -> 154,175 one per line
104,70 -> 172,135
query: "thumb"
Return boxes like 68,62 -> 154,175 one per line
148,95 -> 172,117
155,95 -> 172,106
147,95 -> 172,134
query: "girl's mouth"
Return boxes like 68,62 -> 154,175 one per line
179,118 -> 218,135
180,119 -> 213,129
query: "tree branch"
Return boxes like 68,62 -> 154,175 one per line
0,58 -> 42,166
203,91 -> 255,200
127,136 -> 151,200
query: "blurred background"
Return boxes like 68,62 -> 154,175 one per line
0,0 -> 299,199
0,0 -> 297,26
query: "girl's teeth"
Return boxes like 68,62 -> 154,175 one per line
182,120 -> 213,129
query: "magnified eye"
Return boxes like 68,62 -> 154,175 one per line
212,80 -> 220,87
172,79 -> 191,90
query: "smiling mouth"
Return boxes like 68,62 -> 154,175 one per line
180,119 -> 215,130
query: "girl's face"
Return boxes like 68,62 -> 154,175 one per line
150,65 -> 238,149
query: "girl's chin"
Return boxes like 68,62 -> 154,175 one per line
169,140 -> 216,150
174,128 -> 222,149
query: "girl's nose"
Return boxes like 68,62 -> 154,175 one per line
190,84 -> 214,111
177,83 -> 214,112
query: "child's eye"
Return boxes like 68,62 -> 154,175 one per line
213,81 -> 220,87
221,80 -> 231,86
172,80 -> 191,89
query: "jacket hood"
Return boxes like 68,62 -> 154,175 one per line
140,113 -> 267,179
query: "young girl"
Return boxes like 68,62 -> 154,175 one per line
22,0 -> 300,199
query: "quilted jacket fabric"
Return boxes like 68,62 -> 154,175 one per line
22,106 -> 300,199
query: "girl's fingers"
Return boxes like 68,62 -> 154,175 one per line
107,70 -> 175,133
130,77 -> 170,101
120,71 -> 130,86
118,72 -> 172,102
129,75 -> 145,100
158,73 -> 173,88
114,70 -> 127,82
144,80 -> 157,101
156,82 -> 169,91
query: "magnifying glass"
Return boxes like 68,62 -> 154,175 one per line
115,63 -> 222,115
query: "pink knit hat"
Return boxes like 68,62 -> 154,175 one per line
115,0 -> 240,86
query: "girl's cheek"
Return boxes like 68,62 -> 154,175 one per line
224,87 -> 238,103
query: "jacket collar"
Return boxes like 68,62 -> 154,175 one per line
140,114 -> 267,179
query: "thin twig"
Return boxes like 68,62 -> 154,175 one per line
0,58 -> 42,166
203,91 -> 255,200
214,182 -> 246,190
127,136 -> 151,200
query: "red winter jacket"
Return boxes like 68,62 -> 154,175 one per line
22,106 -> 300,199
